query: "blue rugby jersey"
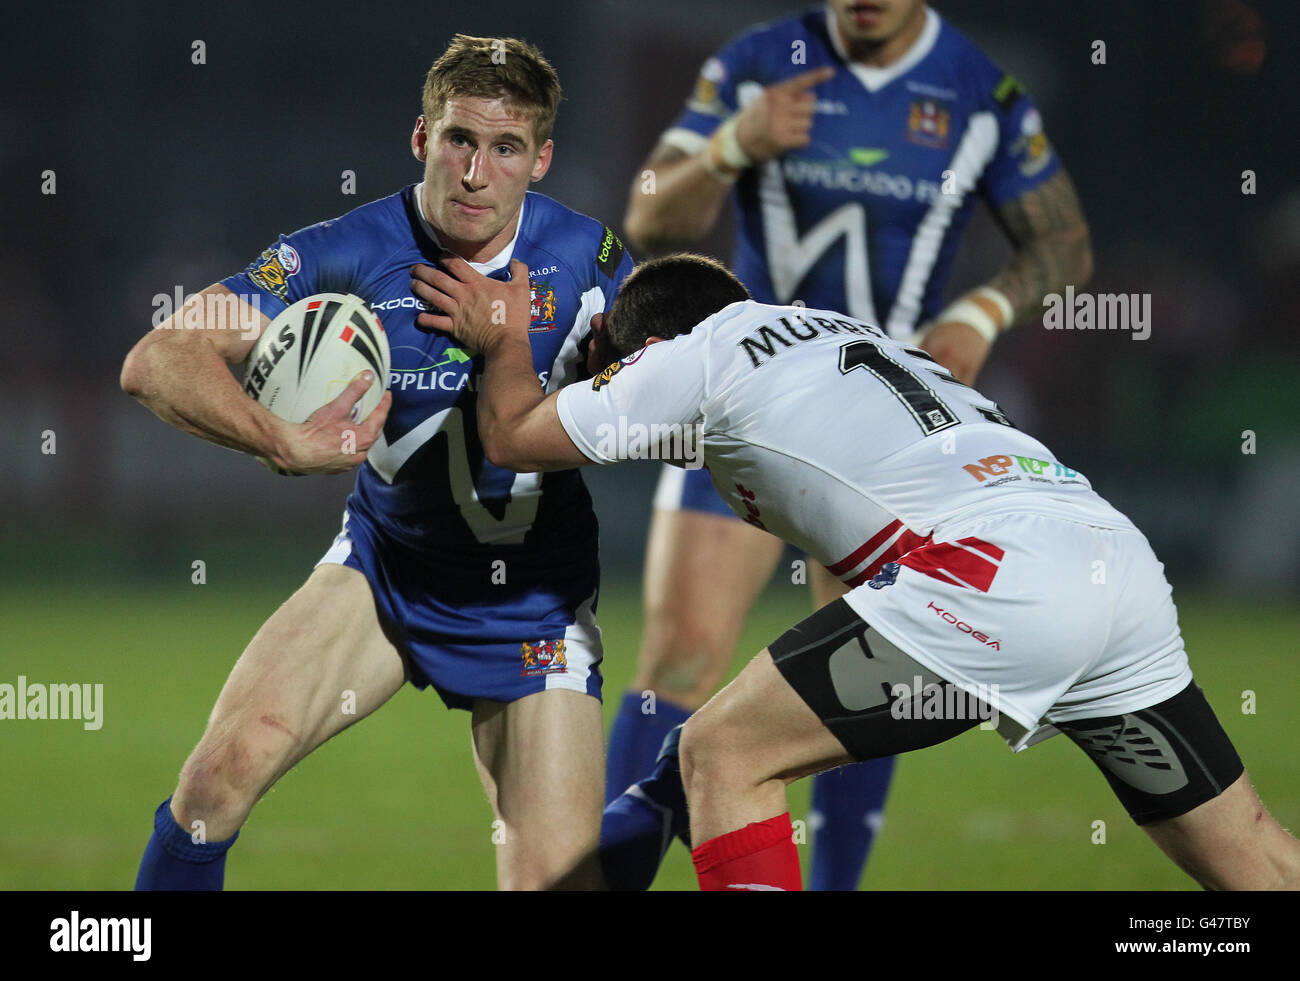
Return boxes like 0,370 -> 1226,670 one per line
223,185 -> 634,570
664,5 -> 1059,338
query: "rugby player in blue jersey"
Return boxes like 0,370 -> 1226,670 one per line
122,34 -> 633,890
602,1 -> 1093,890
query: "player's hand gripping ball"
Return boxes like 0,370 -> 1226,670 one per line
242,293 -> 391,472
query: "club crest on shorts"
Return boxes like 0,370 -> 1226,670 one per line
868,561 -> 901,589
520,638 -> 568,676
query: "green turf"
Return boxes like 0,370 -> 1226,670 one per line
0,573 -> 1294,890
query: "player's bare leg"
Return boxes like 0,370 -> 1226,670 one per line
170,564 -> 409,842
680,649 -> 851,846
1141,774 -> 1300,890
472,688 -> 605,889
634,509 -> 785,709
808,560 -> 849,610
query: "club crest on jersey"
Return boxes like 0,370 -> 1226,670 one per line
906,98 -> 950,149
248,244 -> 301,302
529,281 -> 557,331
688,56 -> 728,116
1011,108 -> 1053,177
520,639 -> 567,676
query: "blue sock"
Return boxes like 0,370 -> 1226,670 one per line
604,691 -> 691,805
808,756 -> 896,891
134,797 -> 239,890
600,725 -> 689,891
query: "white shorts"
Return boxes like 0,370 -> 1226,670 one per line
841,510 -> 1194,751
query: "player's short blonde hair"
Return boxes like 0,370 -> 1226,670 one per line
422,34 -> 562,146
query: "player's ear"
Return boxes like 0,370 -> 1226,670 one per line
644,335 -> 668,346
585,312 -> 614,376
530,139 -> 553,182
411,116 -> 428,163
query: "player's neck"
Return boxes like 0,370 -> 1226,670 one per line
437,215 -> 520,265
417,185 -> 524,266
837,4 -> 928,69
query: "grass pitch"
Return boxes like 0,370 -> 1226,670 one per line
1,546 -> 1294,890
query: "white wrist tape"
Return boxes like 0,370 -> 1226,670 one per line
702,146 -> 740,184
972,286 -> 1014,329
713,114 -> 753,171
931,287 -> 1014,344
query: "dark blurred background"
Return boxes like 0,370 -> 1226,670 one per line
3,0 -> 1297,595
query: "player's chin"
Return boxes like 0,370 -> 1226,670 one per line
442,207 -> 498,238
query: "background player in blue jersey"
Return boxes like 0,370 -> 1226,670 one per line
121,35 -> 633,890
603,1 -> 1093,890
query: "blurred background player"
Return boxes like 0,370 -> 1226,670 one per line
123,35 -> 633,890
604,0 -> 1093,889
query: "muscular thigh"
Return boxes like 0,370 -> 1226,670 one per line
202,563 -> 408,774
471,688 -> 604,889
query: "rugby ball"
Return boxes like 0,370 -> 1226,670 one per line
243,293 -> 390,425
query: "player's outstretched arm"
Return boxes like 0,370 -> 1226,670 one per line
624,66 -> 836,253
411,258 -> 589,473
623,143 -> 733,253
120,284 -> 390,474
919,168 -> 1094,384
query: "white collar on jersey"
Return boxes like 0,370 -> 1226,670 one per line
412,181 -> 524,274
825,4 -> 941,93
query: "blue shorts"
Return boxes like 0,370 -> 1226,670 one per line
317,507 -> 603,710
652,465 -> 736,519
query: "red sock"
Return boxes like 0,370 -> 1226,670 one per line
691,812 -> 802,891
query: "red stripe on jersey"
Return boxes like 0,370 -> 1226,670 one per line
845,529 -> 933,587
827,520 -> 902,576
898,538 -> 1003,593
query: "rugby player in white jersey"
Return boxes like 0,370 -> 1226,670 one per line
611,0 -> 1093,888
409,252 -> 1300,890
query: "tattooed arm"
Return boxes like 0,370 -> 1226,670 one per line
920,168 -> 1093,384
987,167 -> 1094,323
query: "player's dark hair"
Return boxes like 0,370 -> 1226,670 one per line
423,34 -> 562,145
606,254 -> 750,357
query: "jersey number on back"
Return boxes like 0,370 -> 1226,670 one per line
837,339 -> 1014,434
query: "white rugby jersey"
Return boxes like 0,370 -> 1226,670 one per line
557,300 -> 1133,587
